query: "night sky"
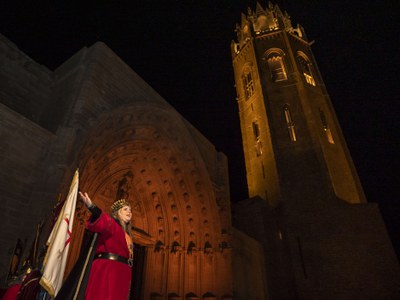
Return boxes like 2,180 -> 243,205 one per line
1,1 -> 398,257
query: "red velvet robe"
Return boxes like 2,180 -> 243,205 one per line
1,284 -> 20,300
85,212 -> 131,300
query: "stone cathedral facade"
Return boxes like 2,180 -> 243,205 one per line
0,35 -> 232,299
0,2 -> 399,300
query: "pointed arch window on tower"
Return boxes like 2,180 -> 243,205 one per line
297,54 -> 316,86
242,71 -> 255,100
265,49 -> 288,82
252,121 -> 263,156
267,56 -> 287,82
283,105 -> 297,142
303,63 -> 316,86
319,109 -> 335,144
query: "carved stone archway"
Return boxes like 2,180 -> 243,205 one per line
67,103 -> 232,299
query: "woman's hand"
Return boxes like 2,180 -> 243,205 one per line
79,191 -> 93,208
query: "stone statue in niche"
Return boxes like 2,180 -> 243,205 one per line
187,241 -> 197,254
219,241 -> 230,252
204,241 -> 214,256
115,171 -> 133,200
154,240 -> 165,253
171,241 -> 182,254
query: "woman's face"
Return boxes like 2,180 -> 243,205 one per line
117,205 -> 132,224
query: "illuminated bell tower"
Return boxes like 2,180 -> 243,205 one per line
231,2 -> 365,207
229,3 -> 400,300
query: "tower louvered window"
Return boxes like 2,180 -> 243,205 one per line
267,56 -> 287,81
297,53 -> 316,86
242,71 -> 255,99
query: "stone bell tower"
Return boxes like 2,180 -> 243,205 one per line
231,2 -> 365,207
231,2 -> 400,299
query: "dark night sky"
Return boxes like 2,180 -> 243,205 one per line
1,1 -> 399,256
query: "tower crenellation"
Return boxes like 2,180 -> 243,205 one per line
232,3 -> 310,57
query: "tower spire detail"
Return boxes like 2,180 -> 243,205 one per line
255,2 -> 267,17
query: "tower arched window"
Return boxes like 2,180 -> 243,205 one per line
297,52 -> 316,86
265,49 -> 287,82
283,104 -> 297,142
242,69 -> 255,100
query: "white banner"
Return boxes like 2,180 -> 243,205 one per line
40,170 -> 79,298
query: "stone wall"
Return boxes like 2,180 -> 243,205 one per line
0,34 -> 52,124
0,103 -> 54,279
231,227 -> 267,300
233,195 -> 400,299
285,199 -> 400,299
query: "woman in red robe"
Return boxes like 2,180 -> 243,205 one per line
79,192 -> 134,300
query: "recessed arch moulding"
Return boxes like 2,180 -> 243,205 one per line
66,103 -> 232,299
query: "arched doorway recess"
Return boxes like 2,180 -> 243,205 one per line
67,103 -> 232,299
